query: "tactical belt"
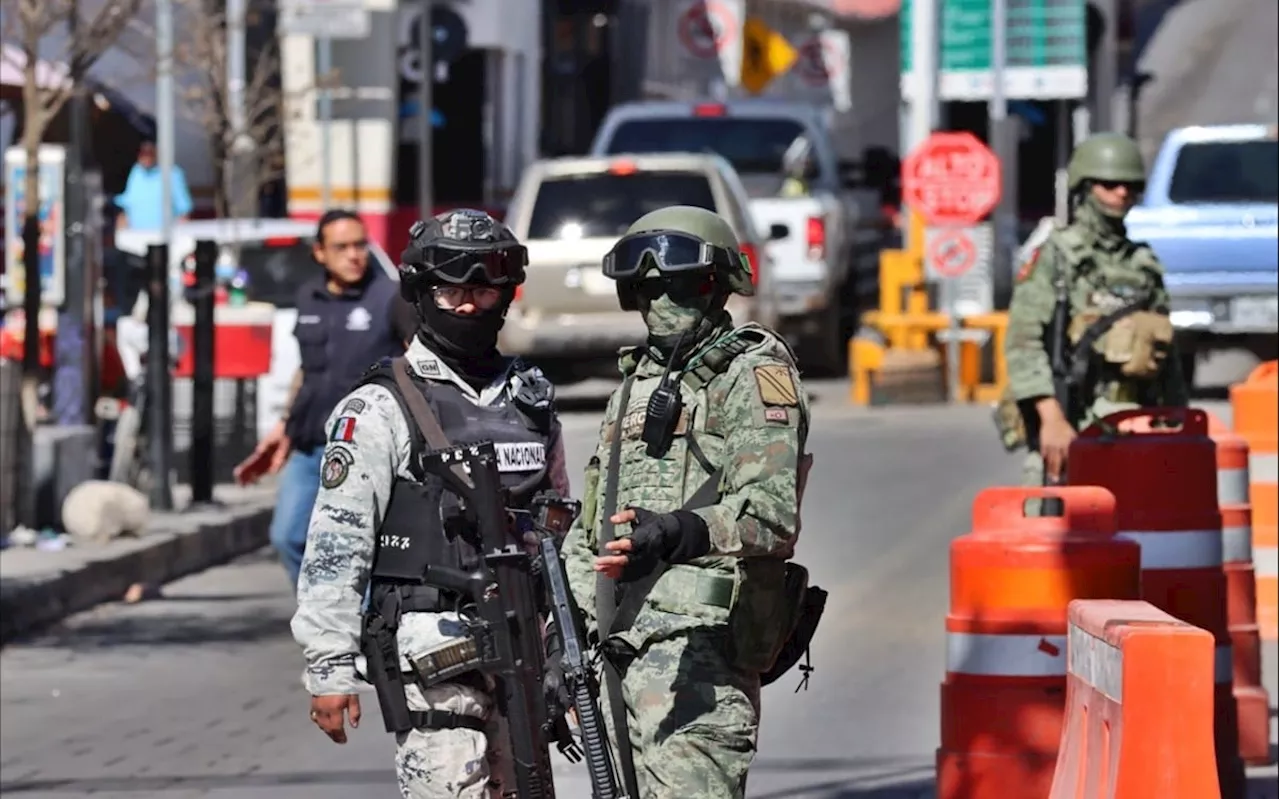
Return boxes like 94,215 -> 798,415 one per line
407,709 -> 487,733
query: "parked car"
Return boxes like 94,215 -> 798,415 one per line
589,98 -> 892,374
500,152 -> 782,381
1124,124 -> 1279,384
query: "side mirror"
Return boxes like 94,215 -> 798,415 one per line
768,223 -> 790,241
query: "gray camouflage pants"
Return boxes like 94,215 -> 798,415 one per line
395,680 -> 508,799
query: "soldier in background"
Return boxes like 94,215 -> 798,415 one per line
559,206 -> 818,798
1001,132 -> 1188,497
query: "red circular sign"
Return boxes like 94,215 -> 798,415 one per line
902,132 -> 1002,227
928,229 -> 978,278
797,39 -> 837,87
678,1 -> 736,60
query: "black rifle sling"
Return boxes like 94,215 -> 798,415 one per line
596,375 -> 641,799
389,357 -> 472,487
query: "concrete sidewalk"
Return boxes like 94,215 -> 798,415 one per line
0,484 -> 278,644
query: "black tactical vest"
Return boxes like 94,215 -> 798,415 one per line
359,358 -> 554,608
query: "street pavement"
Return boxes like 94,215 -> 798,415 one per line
0,385 -> 1275,798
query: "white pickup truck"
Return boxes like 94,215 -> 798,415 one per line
588,99 -> 888,375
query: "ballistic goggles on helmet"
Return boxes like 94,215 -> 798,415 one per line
402,242 -> 528,288
602,230 -> 740,281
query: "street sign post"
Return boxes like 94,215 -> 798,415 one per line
902,131 -> 1002,227
899,0 -> 1088,102
923,222 -> 996,402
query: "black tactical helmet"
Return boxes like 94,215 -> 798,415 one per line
399,208 -> 528,299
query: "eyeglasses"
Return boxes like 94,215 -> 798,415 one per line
433,285 -> 504,310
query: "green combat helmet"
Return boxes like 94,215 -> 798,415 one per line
622,206 -> 756,297
1066,132 -> 1147,191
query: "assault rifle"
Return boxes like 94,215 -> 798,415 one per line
526,492 -> 627,799
415,441 -> 562,799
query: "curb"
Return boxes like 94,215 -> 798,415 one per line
0,497 -> 276,643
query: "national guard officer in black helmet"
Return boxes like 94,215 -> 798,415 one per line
291,209 -> 571,798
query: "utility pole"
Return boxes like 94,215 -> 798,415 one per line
903,0 -> 939,158
318,34 -> 333,208
226,0 -> 247,215
57,0 -> 92,427
902,0 -> 939,250
417,0 -> 434,220
989,0 -> 1019,296
157,0 -> 176,242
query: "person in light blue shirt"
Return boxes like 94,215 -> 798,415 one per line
114,139 -> 194,230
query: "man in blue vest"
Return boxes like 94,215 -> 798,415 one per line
234,209 -> 417,588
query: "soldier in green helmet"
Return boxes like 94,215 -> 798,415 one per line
556,206 -> 824,797
997,132 -> 1188,499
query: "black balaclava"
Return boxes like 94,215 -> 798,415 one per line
414,286 -> 514,386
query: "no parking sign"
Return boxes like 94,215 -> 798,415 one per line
675,0 -> 744,87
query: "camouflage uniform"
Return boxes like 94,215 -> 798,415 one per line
291,338 -> 570,799
561,207 -> 810,798
1005,133 -> 1188,490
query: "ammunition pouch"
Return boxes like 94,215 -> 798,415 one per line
409,624 -> 501,690
1065,301 -> 1169,387
1106,311 -> 1174,379
760,565 -> 828,688
729,561 -> 826,684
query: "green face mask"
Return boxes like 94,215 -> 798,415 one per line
639,289 -> 706,340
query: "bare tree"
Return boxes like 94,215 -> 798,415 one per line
1,0 -> 142,431
169,0 -> 314,218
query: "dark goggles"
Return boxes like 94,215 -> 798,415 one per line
407,243 -> 528,286
602,231 -> 738,280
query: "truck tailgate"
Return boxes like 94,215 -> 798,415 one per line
748,197 -> 828,283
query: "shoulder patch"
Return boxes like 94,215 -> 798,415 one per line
1015,247 -> 1040,283
753,364 -> 800,407
320,446 -> 355,489
330,416 -> 358,442
340,397 -> 367,416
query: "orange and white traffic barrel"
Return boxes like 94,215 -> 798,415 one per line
1207,413 -> 1271,766
1068,407 -> 1245,798
1231,361 -> 1279,641
936,486 -> 1140,799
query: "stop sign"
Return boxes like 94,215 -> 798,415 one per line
901,132 -> 1002,227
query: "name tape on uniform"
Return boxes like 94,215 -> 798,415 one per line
494,442 -> 546,473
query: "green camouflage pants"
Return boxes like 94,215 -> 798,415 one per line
603,628 -> 761,798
